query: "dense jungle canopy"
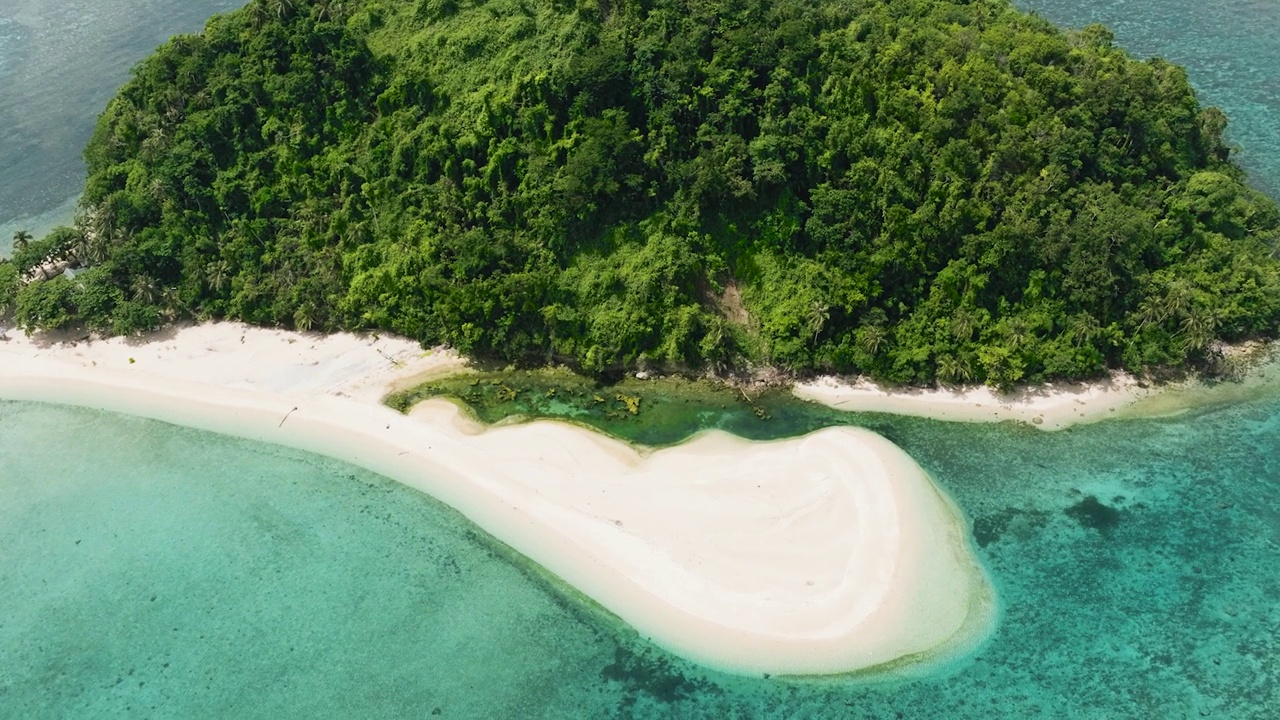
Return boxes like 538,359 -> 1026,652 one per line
4,0 -> 1280,387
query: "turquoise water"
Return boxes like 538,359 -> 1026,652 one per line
0,402 -> 621,717
3,392 -> 1278,717
0,0 -> 238,254
2,0 -> 1280,716
1014,0 -> 1280,196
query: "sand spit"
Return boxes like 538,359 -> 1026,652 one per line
793,374 -> 1159,430
796,344 -> 1280,430
0,322 -> 993,676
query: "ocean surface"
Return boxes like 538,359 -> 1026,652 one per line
3,387 -> 1278,717
1,0 -> 1279,717
0,0 -> 238,254
1022,0 -> 1280,197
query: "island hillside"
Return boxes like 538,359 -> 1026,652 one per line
4,0 -> 1280,388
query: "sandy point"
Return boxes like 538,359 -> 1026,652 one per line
0,322 -> 995,676
794,344 -> 1280,431
793,373 -> 1157,430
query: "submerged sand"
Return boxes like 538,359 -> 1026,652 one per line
0,322 -> 994,676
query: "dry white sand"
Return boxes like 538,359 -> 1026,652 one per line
793,374 -> 1156,430
0,322 -> 994,676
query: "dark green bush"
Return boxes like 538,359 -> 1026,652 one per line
13,0 -> 1280,386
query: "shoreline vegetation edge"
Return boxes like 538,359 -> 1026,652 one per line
5,321 -> 1275,675
791,341 -> 1279,430
0,321 -> 1001,678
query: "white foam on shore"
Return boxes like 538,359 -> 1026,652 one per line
0,322 -> 994,676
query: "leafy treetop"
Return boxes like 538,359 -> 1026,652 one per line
7,0 -> 1280,388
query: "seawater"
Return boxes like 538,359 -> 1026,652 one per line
3,391 -> 1278,717
0,0 -> 239,255
1,0 -> 1279,717
1017,0 -> 1280,196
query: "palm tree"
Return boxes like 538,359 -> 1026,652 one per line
1162,279 -> 1195,321
807,301 -> 829,343
207,260 -> 231,293
139,123 -> 170,159
69,233 -> 92,266
159,288 -> 180,321
313,0 -> 346,22
858,324 -> 887,355
12,230 -> 32,253
85,232 -> 113,265
293,303 -> 316,332
248,0 -> 270,29
294,199 -> 329,238
130,275 -> 158,304
936,354 -> 974,385
1135,296 -> 1165,329
936,354 -> 961,384
1180,310 -> 1216,352
1067,313 -> 1100,347
955,354 -> 975,383
273,0 -> 297,20
147,177 -> 171,204
162,86 -> 186,124
1002,316 -> 1031,347
342,221 -> 370,248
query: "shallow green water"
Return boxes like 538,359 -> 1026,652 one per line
3,392 -> 1277,717
385,367 -> 818,446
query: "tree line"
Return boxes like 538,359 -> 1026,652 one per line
3,0 -> 1279,388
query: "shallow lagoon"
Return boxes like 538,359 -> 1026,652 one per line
2,386 -> 1278,717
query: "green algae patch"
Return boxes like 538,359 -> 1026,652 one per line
385,367 -> 823,447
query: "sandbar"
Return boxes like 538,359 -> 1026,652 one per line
794,374 -> 1156,430
795,345 -> 1280,430
0,322 -> 994,676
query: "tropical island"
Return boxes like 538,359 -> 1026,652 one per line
2,0 -> 1279,389
1,0 -> 1279,681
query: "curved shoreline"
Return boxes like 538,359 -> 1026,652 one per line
792,374 -> 1156,430
0,322 -> 994,677
792,348 -> 1280,430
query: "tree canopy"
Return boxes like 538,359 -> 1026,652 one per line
7,0 -> 1280,387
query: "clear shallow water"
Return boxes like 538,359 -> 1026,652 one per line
0,402 -> 617,717
2,394 -> 1277,717
1014,0 -> 1280,196
0,0 -> 239,254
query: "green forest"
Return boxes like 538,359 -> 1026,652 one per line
4,0 -> 1280,388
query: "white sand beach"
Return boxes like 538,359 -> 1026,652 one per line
795,344 -> 1280,430
0,322 -> 995,676
793,374 -> 1156,430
